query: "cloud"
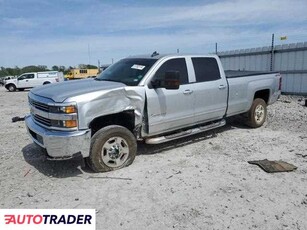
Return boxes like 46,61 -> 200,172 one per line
2,17 -> 38,28
87,0 -> 307,31
0,0 -> 306,67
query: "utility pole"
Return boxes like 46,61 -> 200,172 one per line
88,44 -> 91,66
270,34 -> 274,71
177,49 -> 179,53
215,43 -> 218,54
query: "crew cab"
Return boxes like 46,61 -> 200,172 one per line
25,54 -> 281,172
5,71 -> 64,92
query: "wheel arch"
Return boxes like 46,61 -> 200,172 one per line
5,83 -> 16,91
89,110 -> 135,136
254,89 -> 270,104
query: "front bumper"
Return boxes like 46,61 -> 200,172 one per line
25,115 -> 91,159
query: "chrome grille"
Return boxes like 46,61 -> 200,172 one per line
28,94 -> 78,131
29,98 -> 49,112
33,114 -> 51,127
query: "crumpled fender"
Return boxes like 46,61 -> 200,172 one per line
66,86 -> 146,130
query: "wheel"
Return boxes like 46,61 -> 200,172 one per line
86,125 -> 137,172
246,98 -> 267,128
43,81 -> 51,85
8,84 -> 16,92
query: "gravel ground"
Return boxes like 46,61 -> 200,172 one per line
0,87 -> 306,230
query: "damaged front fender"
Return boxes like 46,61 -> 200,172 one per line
66,86 -> 146,131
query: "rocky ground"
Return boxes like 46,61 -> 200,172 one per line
0,87 -> 306,230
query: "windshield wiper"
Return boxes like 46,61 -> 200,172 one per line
95,78 -> 120,83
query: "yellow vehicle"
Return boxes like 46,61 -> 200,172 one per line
65,68 -> 99,80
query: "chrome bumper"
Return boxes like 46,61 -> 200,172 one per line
25,115 -> 91,159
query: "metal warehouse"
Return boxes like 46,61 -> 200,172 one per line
218,42 -> 307,95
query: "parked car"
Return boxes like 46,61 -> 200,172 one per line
5,71 -> 64,92
25,54 -> 281,172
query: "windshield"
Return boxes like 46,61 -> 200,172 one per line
95,58 -> 157,86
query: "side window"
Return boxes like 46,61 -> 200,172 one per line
154,58 -> 189,85
19,74 -> 35,80
18,75 -> 26,80
192,58 -> 221,82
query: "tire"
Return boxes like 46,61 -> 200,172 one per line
7,84 -> 16,92
86,125 -> 137,172
246,98 -> 267,128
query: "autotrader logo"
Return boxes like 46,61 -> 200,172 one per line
0,209 -> 96,230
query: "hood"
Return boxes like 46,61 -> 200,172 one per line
30,79 -> 126,103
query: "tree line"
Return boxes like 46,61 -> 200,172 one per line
0,64 -> 98,78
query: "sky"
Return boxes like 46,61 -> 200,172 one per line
0,0 -> 307,68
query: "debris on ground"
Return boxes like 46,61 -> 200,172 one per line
12,116 -> 25,122
248,159 -> 297,173
279,99 -> 291,104
166,170 -> 182,179
24,169 -> 31,177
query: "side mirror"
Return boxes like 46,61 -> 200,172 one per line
151,71 -> 180,90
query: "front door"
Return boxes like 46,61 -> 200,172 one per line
17,74 -> 35,88
145,58 -> 195,135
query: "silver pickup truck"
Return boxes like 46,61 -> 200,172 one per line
25,54 -> 281,172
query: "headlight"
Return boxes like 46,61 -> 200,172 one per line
51,120 -> 77,128
63,120 -> 77,128
49,104 -> 78,129
49,105 -> 77,114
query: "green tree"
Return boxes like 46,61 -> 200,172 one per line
52,65 -> 59,71
86,64 -> 98,69
21,65 -> 50,73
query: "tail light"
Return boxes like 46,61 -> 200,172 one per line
55,77 -> 59,82
276,74 -> 282,91
278,75 -> 282,90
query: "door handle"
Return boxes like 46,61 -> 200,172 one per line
218,85 -> 226,89
183,89 -> 193,95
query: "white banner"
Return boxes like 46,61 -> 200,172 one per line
0,209 -> 96,230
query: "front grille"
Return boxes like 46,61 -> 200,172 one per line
29,98 -> 49,112
28,95 -> 78,131
33,114 -> 51,127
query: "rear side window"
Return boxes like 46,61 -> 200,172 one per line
192,58 -> 221,82
154,58 -> 189,85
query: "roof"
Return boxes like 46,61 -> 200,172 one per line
127,53 -> 218,60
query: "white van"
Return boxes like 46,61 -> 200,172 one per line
5,71 -> 64,92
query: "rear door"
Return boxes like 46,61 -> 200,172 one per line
191,57 -> 228,123
145,58 -> 195,135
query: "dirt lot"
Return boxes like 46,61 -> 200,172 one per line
0,87 -> 306,230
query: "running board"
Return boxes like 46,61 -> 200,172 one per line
145,119 -> 226,144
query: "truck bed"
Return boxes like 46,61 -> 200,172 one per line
225,70 -> 279,78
